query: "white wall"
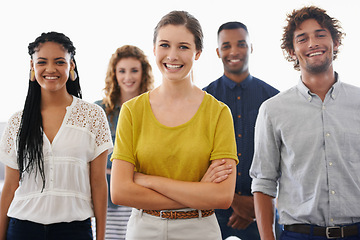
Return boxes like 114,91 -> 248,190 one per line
0,0 -> 359,123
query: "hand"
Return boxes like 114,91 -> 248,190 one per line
201,159 -> 233,183
227,212 -> 254,230
231,194 -> 255,220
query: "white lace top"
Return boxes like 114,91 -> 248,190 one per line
0,96 -> 113,224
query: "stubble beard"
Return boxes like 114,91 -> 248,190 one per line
306,56 -> 332,74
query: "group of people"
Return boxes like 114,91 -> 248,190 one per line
0,5 -> 359,240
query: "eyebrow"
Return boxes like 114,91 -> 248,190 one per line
36,57 -> 67,60
295,29 -> 327,39
222,40 -> 246,45
159,40 -> 191,45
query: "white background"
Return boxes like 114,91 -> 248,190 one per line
0,0 -> 359,122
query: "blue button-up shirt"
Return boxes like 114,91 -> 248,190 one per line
250,75 -> 360,226
203,74 -> 279,196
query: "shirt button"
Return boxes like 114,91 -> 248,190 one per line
326,133 -> 330,137
238,134 -> 242,138
331,218 -> 334,222
322,106 -> 326,110
237,96 -> 241,100
329,162 -> 333,166
331,190 -> 335,194
238,153 -> 242,157
238,172 -> 241,176
237,115 -> 241,118
237,191 -> 242,195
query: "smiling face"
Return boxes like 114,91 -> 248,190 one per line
115,57 -> 142,96
31,41 -> 74,94
153,24 -> 201,83
217,28 -> 252,78
291,19 -> 339,74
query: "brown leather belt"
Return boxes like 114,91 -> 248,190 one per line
284,224 -> 359,239
142,209 -> 214,220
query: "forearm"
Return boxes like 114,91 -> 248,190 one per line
0,167 -> 18,240
140,159 -> 237,210
0,188 -> 16,240
91,179 -> 107,240
111,179 -> 186,210
111,159 -> 186,210
0,194 -> 11,240
254,192 -> 276,240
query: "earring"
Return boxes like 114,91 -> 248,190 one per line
29,69 -> 35,81
70,69 -> 77,81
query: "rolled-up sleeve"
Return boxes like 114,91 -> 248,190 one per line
250,102 -> 281,198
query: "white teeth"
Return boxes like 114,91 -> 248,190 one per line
166,64 -> 181,69
45,76 -> 58,80
123,82 -> 135,86
309,52 -> 323,57
229,59 -> 240,63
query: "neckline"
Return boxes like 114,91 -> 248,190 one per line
43,96 -> 76,146
146,91 -> 207,129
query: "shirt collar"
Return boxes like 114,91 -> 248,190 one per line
297,72 -> 340,102
222,74 -> 253,90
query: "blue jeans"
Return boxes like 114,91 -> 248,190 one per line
280,224 -> 360,240
7,217 -> 93,240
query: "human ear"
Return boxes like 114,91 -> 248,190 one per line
195,50 -> 202,60
333,40 -> 340,52
216,48 -> 220,58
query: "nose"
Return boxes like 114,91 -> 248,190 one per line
229,46 -> 241,57
46,63 -> 56,73
308,36 -> 319,48
167,47 -> 178,61
124,71 -> 132,80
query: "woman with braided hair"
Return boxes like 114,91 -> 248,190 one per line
0,32 -> 112,239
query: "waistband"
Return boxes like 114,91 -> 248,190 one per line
142,209 -> 214,220
284,223 -> 359,239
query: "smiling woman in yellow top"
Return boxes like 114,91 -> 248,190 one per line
110,10 -> 238,240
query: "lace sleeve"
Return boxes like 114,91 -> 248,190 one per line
90,104 -> 112,148
66,100 -> 112,155
0,111 -> 22,169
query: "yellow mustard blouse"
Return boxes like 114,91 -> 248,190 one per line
111,91 -> 238,182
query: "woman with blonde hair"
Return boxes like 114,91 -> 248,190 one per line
95,45 -> 154,239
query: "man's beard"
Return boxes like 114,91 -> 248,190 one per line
306,56 -> 332,74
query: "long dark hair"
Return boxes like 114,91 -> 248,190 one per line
17,32 -> 82,190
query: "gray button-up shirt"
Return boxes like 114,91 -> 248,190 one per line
250,75 -> 360,227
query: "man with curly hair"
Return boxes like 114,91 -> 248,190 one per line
250,6 -> 360,240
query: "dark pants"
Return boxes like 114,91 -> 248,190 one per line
215,209 -> 261,240
7,217 -> 93,240
280,224 -> 360,240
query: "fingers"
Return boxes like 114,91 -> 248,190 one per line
228,213 -> 253,230
201,159 -> 233,183
209,160 -> 233,183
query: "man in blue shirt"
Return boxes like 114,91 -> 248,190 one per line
203,21 -> 279,240
251,6 -> 360,240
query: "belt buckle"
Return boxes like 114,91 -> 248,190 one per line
160,210 -> 167,220
326,226 -> 343,239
